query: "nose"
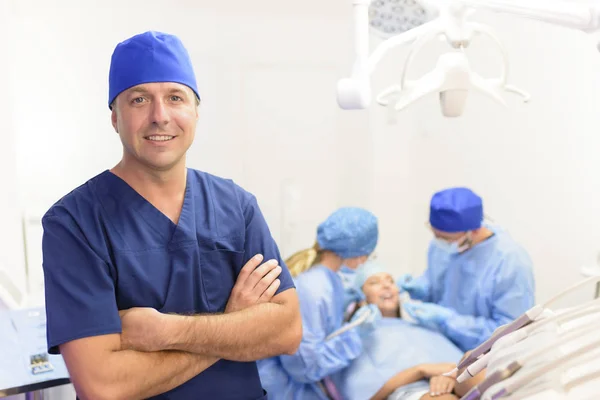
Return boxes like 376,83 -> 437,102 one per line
150,100 -> 170,126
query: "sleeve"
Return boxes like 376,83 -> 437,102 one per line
279,290 -> 363,383
441,251 -> 536,352
240,191 -> 295,295
42,212 -> 121,354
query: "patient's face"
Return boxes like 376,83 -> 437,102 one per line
362,272 -> 399,317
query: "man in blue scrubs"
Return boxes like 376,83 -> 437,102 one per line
41,31 -> 301,400
400,187 -> 535,352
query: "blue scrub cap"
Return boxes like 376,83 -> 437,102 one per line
108,31 -> 200,109
317,207 -> 378,259
354,261 -> 387,291
429,187 -> 483,233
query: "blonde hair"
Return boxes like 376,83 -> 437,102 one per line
285,242 -> 322,277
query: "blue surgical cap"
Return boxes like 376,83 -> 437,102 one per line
108,31 -> 200,108
354,261 -> 387,290
429,187 -> 483,233
317,207 -> 378,259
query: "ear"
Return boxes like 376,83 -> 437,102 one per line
111,109 -> 118,133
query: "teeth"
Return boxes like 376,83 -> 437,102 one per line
147,135 -> 174,141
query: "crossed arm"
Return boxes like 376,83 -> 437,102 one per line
60,255 -> 302,400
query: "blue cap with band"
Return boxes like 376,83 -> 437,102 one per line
317,207 -> 379,259
429,187 -> 483,233
108,31 -> 200,109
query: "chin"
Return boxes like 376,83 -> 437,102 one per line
143,156 -> 185,171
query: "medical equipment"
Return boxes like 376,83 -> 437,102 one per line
0,307 -> 71,398
337,0 -> 600,116
368,0 -> 438,39
508,356 -> 600,400
456,299 -> 600,382
326,305 -> 374,340
460,319 -> 600,399
480,333 -> 600,400
487,298 -> 600,356
448,275 -> 600,380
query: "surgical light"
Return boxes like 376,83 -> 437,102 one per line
338,0 -> 600,117
368,0 -> 437,38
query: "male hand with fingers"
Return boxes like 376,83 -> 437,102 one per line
225,254 -> 283,313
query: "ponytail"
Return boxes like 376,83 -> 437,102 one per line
285,242 -> 322,277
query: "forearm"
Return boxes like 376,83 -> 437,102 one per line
454,368 -> 487,397
371,366 -> 424,400
69,348 -> 217,400
163,301 -> 301,361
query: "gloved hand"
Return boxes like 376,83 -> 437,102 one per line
350,303 -> 382,338
396,273 -> 412,293
404,302 -> 455,331
343,286 -> 366,313
397,274 -> 429,299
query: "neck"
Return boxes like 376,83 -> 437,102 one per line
471,226 -> 494,246
111,155 -> 187,198
382,307 -> 398,318
320,252 -> 343,273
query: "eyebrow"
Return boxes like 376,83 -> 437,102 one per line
126,86 -> 190,97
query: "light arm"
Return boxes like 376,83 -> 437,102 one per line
456,0 -> 600,33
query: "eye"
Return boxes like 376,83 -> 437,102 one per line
132,97 -> 145,104
170,95 -> 183,102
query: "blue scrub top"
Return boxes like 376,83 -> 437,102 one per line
412,226 -> 535,351
259,266 -> 362,400
41,169 -> 295,400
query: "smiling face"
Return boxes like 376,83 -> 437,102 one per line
362,272 -> 400,318
111,82 -> 199,172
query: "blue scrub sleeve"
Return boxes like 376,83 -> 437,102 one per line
279,296 -> 363,383
241,192 -> 295,294
42,213 -> 121,354
440,254 -> 535,351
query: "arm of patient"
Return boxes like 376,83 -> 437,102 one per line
370,366 -> 424,400
454,368 -> 487,397
370,363 -> 457,400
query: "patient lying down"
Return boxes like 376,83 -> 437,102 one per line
339,262 -> 485,400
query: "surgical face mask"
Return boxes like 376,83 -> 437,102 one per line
339,265 -> 357,288
433,232 -> 472,255
340,265 -> 355,274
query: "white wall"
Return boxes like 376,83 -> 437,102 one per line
4,0 -> 600,327
371,10 -> 600,307
0,0 -> 27,310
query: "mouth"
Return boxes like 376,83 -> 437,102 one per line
380,292 -> 394,301
145,135 -> 176,142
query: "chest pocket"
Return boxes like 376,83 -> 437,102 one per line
200,249 -> 245,312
